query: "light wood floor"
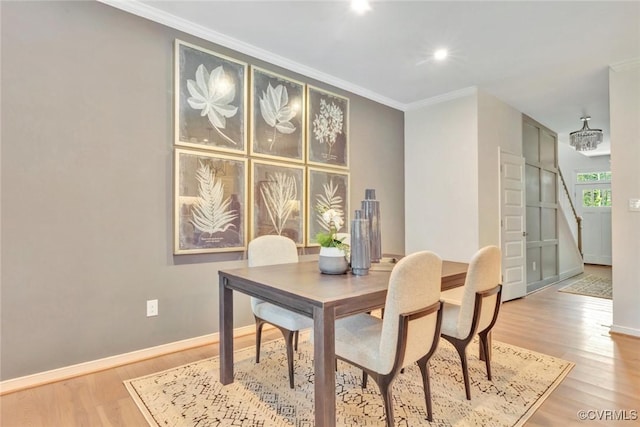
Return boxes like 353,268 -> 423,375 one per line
2,265 -> 638,426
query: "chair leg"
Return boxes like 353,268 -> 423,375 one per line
284,330 -> 296,389
255,317 -> 297,389
479,331 -> 492,380
255,318 -> 265,364
448,339 -> 471,400
294,330 -> 299,351
418,360 -> 433,422
378,379 -> 395,427
457,344 -> 471,400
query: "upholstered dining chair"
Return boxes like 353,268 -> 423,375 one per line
248,235 -> 313,389
334,251 -> 444,426
440,245 -> 502,400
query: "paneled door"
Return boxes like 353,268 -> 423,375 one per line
575,176 -> 612,265
500,151 -> 526,301
523,116 -> 559,293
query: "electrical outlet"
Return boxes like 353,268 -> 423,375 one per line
147,299 -> 158,317
532,261 -> 537,271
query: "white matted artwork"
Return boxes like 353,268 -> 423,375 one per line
175,148 -> 247,254
306,86 -> 349,169
307,167 -> 349,246
175,40 -> 247,154
250,67 -> 305,163
251,160 -> 305,246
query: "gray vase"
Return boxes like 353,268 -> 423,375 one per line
362,189 -> 382,263
318,247 -> 349,274
350,210 -> 371,275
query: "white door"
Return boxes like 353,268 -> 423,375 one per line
576,181 -> 612,265
500,151 -> 527,301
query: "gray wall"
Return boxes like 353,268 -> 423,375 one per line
0,1 -> 405,380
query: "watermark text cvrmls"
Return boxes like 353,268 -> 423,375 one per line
577,409 -> 638,421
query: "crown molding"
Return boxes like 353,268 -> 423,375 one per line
97,0 -> 405,111
610,58 -> 640,72
403,87 -> 478,111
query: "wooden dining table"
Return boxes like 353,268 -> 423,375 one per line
218,259 -> 468,427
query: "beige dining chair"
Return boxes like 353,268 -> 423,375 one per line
440,245 -> 502,400
248,235 -> 313,389
334,251 -> 444,426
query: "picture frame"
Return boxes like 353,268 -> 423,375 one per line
251,159 -> 306,246
175,39 -> 248,154
174,148 -> 247,254
250,66 -> 305,163
307,167 -> 350,246
306,86 -> 349,169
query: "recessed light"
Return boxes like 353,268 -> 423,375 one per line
351,0 -> 371,15
434,49 -> 448,61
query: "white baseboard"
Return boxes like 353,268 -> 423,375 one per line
0,324 -> 263,395
610,324 -> 640,338
559,266 -> 584,281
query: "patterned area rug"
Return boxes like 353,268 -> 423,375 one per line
125,335 -> 573,427
559,274 -> 612,299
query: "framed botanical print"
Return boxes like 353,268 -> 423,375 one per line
250,67 -> 305,162
175,39 -> 248,154
251,160 -> 305,246
174,148 -> 247,254
307,167 -> 349,246
306,86 -> 349,169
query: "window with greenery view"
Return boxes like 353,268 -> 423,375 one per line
577,171 -> 611,182
582,189 -> 612,207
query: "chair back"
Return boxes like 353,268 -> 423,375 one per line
248,235 -> 299,267
456,245 -> 502,338
248,236 -> 299,309
378,251 -> 442,374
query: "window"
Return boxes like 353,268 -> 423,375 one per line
577,171 -> 611,182
582,189 -> 612,207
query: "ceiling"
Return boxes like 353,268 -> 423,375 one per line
106,1 -> 640,156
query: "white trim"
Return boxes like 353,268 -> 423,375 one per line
610,58 -> 640,72
610,324 -> 640,338
404,87 -> 477,111
559,266 -> 584,282
0,324 -> 262,395
97,0 -> 405,111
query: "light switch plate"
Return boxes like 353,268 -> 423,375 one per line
629,198 -> 640,212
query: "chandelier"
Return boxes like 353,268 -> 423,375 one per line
569,116 -> 603,151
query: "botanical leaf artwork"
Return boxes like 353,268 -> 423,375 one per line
187,64 -> 238,145
259,83 -> 296,150
190,162 -> 238,235
316,179 -> 344,232
260,172 -> 297,236
312,99 -> 344,158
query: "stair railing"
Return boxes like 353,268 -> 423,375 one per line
558,168 -> 583,258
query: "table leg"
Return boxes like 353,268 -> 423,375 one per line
313,305 -> 336,427
219,276 -> 234,385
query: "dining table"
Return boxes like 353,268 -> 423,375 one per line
218,258 -> 468,427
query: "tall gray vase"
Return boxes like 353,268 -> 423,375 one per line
362,189 -> 382,263
350,210 -> 371,276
